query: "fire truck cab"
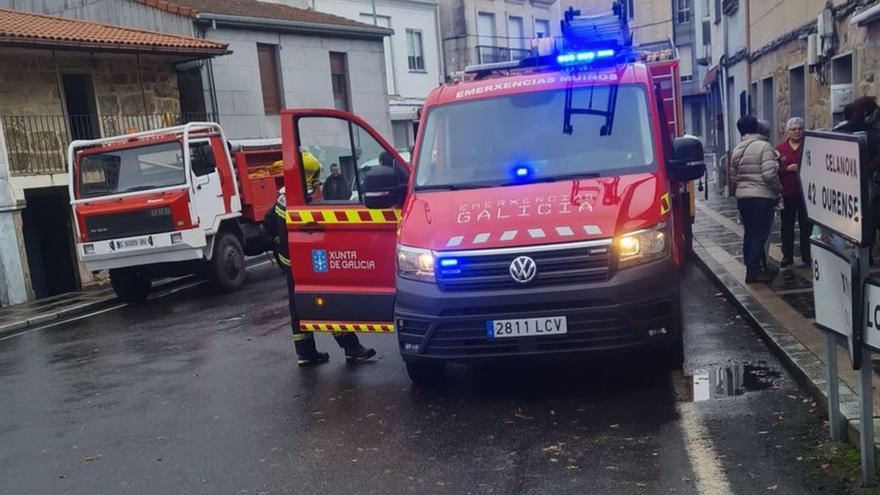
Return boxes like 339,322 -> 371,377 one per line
281,4 -> 706,383
69,123 -> 284,302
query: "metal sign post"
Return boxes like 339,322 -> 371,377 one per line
801,130 -> 874,485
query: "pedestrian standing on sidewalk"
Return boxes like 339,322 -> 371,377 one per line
730,115 -> 782,284
776,117 -> 812,267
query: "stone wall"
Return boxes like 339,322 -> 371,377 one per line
749,15 -> 880,138
0,49 -> 182,175
0,49 -> 181,117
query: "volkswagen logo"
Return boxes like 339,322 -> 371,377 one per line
509,256 -> 537,284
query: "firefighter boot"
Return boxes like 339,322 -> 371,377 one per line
344,344 -> 377,362
297,352 -> 330,366
294,333 -> 330,366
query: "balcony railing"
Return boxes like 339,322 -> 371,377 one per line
475,45 -> 531,65
0,113 -> 216,176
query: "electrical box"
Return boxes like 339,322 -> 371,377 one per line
818,9 -> 834,56
807,34 -> 819,66
831,84 -> 854,113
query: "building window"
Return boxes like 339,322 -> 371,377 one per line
762,77 -> 774,140
392,121 -> 411,149
714,0 -> 721,23
257,43 -> 283,115
702,20 -> 711,45
677,0 -> 692,23
832,54 -> 854,126
789,65 -> 806,126
535,19 -> 551,38
477,12 -> 496,46
691,103 -> 703,136
507,16 -> 525,50
329,52 -> 351,112
406,29 -> 425,72
627,0 -> 635,19
679,45 -> 693,83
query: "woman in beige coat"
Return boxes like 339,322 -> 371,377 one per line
730,115 -> 782,283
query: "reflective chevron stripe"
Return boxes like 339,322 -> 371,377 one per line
286,209 -> 401,225
660,192 -> 671,215
300,321 -> 395,333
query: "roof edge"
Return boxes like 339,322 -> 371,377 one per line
196,12 -> 393,39
0,37 -> 229,57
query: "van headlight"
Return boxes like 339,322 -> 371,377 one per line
616,223 -> 670,269
397,245 -> 435,282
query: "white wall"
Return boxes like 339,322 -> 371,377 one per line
311,0 -> 443,102
204,27 -> 392,141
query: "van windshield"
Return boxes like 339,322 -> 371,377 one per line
78,141 -> 186,199
414,84 -> 656,190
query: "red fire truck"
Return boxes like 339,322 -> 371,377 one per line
281,3 -> 705,383
68,123 -> 284,302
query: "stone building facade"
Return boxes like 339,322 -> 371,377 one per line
0,8 -> 227,304
749,0 -> 880,139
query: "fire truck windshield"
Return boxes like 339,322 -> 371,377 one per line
414,84 -> 655,190
78,141 -> 186,199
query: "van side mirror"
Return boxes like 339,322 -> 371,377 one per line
364,166 -> 404,209
668,136 -> 707,182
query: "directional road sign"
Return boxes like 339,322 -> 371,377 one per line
800,130 -> 870,246
811,239 -> 862,369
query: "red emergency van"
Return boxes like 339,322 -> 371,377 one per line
281,4 -> 706,383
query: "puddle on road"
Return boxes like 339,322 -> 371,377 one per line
680,361 -> 781,402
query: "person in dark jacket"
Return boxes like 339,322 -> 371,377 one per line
264,189 -> 376,365
730,115 -> 782,284
776,117 -> 811,267
321,164 -> 350,201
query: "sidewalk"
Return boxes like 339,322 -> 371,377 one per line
0,284 -> 118,336
693,188 -> 880,463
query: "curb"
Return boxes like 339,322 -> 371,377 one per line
0,257 -> 274,339
691,243 -> 880,467
0,276 -> 192,339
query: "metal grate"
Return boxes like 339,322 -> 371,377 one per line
436,244 -> 611,292
0,113 -> 216,176
84,207 -> 174,242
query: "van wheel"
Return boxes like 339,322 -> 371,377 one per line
211,232 -> 246,292
109,268 -> 151,304
406,362 -> 446,386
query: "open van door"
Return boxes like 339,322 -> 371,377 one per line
280,109 -> 409,334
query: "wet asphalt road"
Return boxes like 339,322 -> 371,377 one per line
0,263 -> 866,494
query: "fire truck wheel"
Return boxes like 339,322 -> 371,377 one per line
405,362 -> 446,386
211,232 -> 246,293
109,268 -> 151,304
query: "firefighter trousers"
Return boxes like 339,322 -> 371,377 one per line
286,270 -> 360,356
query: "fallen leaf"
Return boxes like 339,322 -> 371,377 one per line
767,485 -> 778,491
83,456 -> 96,462
635,482 -> 647,488
610,424 -> 620,429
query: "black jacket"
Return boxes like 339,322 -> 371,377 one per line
322,174 -> 350,201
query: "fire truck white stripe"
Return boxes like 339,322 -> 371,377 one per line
473,233 -> 490,244
528,228 -> 546,239
500,230 -> 518,241
556,226 -> 574,237
584,225 -> 603,235
447,236 -> 464,247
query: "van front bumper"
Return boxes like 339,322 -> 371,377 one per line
395,258 -> 680,364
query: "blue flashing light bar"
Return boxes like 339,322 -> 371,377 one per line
439,258 -> 459,267
514,166 -> 531,178
556,48 -> 617,66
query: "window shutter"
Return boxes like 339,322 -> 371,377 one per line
257,44 -> 282,115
